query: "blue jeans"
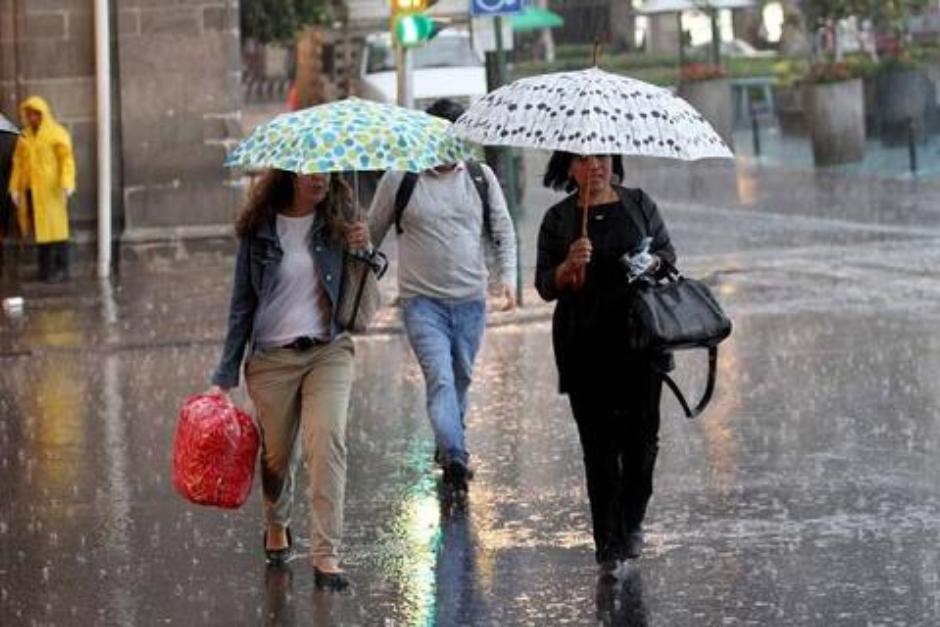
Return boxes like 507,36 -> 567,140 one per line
402,296 -> 486,468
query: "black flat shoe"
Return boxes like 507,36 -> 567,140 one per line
264,527 -> 292,565
624,528 -> 644,559
314,567 -> 350,591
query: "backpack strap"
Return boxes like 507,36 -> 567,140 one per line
394,172 -> 419,235
395,162 -> 498,246
655,346 -> 719,419
465,160 -> 498,247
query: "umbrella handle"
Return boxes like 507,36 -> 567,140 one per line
592,38 -> 603,67
580,188 -> 589,238
352,171 -> 362,221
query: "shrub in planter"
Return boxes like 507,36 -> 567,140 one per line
773,58 -> 809,135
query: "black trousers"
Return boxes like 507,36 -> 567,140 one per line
569,367 -> 662,563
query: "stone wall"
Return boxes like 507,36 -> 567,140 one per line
115,0 -> 242,246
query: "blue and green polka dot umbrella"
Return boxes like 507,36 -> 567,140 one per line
226,97 -> 472,173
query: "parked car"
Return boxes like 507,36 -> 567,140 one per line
690,38 -> 777,59
358,28 -> 488,111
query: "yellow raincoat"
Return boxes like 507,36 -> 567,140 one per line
8,96 -> 76,243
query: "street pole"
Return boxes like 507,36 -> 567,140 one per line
677,12 -> 685,67
492,16 -> 523,306
710,8 -> 721,67
94,0 -> 112,278
396,44 -> 414,108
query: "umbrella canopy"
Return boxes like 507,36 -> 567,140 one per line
0,113 -> 19,135
453,67 -> 733,160
511,6 -> 564,32
226,97 -> 471,174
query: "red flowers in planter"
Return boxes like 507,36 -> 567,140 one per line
679,63 -> 728,82
807,62 -> 853,84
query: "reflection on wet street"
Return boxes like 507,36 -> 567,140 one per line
2,158 -> 940,625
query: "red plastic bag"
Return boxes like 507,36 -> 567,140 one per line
172,393 -> 260,509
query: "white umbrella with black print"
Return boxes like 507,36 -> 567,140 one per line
452,66 -> 733,234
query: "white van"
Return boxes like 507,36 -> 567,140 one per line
358,28 -> 488,111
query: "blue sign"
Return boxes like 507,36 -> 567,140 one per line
469,0 -> 524,18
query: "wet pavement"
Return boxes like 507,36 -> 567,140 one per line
732,122 -> 940,180
3,153 -> 940,625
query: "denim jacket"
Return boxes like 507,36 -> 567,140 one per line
211,212 -> 345,388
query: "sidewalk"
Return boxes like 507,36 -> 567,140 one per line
733,121 -> 940,180
5,143 -> 940,356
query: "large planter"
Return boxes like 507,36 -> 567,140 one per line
678,78 -> 734,150
862,75 -> 880,137
925,64 -> 940,135
804,78 -> 866,166
876,68 -> 931,146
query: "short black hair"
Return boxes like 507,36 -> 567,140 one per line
543,151 -> 624,193
425,98 -> 466,123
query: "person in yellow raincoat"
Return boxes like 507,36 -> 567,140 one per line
8,96 -> 76,283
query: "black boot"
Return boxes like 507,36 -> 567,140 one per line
36,244 -> 51,282
48,242 -> 69,283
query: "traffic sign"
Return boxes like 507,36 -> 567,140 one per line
469,0 -> 523,18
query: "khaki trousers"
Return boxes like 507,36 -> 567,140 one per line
245,335 -> 354,563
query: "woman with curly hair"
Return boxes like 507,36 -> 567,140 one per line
209,169 -> 359,590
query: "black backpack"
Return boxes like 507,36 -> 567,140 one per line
393,160 -> 500,247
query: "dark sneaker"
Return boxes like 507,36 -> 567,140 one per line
434,450 -> 475,480
624,528 -> 644,559
442,460 -> 469,493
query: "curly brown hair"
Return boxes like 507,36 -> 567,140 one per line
234,169 -> 352,239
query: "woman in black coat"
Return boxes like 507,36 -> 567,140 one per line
535,152 -> 676,579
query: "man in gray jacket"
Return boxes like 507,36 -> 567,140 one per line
346,99 -> 517,494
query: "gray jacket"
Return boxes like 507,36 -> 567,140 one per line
211,212 -> 345,388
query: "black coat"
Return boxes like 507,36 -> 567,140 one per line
535,186 -> 677,394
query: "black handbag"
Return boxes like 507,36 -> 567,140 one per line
627,259 -> 732,419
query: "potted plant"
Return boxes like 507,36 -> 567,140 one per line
800,0 -> 871,165
910,43 -> 940,135
677,62 -> 734,149
868,1 -> 935,144
802,60 -> 869,165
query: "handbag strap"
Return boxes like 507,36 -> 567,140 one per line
346,249 -> 389,327
655,346 -> 719,419
348,248 -> 389,279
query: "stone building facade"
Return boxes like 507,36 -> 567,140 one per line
0,0 -> 243,265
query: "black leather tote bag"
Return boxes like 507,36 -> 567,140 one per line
627,260 -> 732,418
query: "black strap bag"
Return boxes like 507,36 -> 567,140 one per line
627,259 -> 732,419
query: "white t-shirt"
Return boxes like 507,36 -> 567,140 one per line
253,213 -> 331,348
